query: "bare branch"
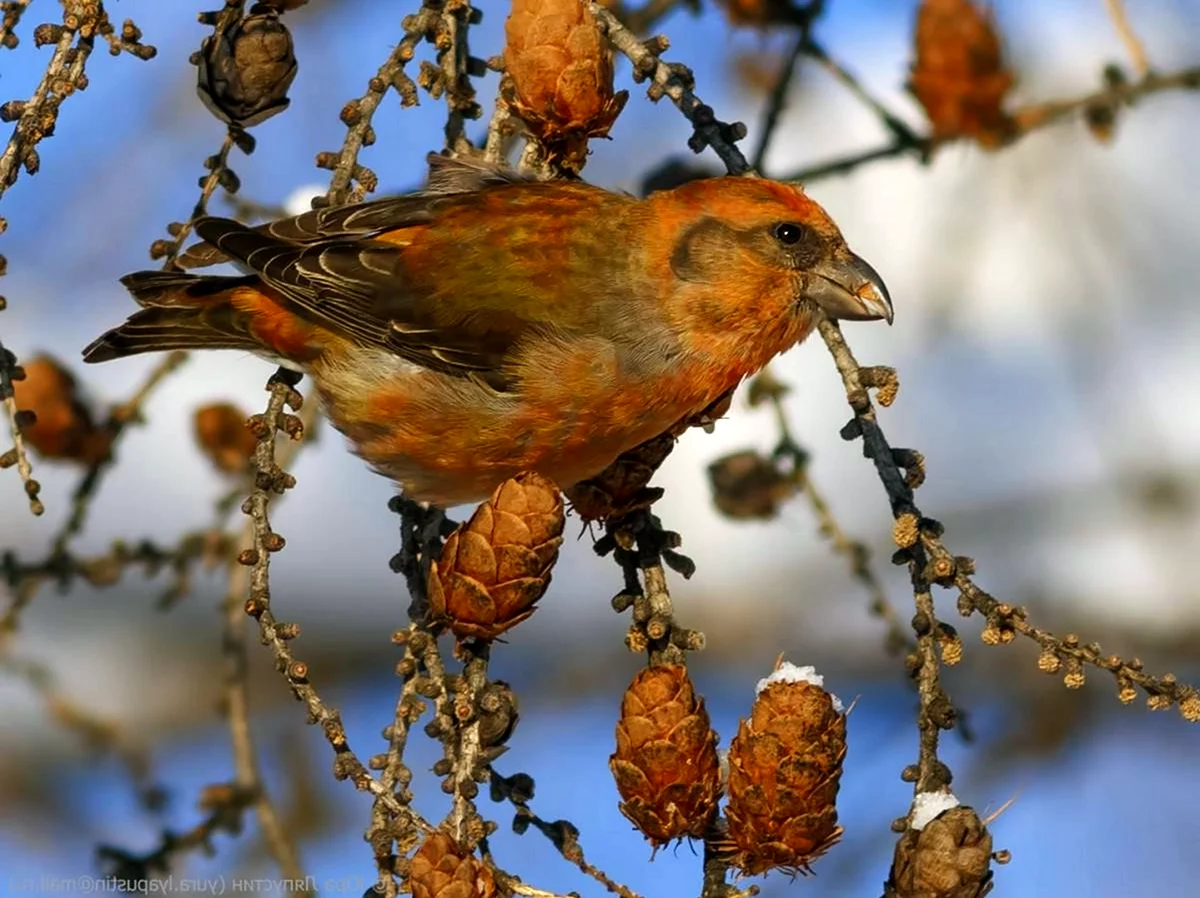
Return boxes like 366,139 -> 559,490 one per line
1103,0 -> 1151,78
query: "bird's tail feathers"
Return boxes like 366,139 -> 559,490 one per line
84,273 -> 261,363
119,270 -> 254,308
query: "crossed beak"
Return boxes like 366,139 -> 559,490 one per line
806,252 -> 894,325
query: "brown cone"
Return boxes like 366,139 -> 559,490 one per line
566,389 -> 733,523
197,6 -> 297,128
610,664 -> 721,846
723,673 -> 847,876
887,806 -> 994,898
428,472 -> 564,641
565,433 -> 673,523
908,0 -> 1014,147
707,450 -> 798,521
193,402 -> 257,474
504,0 -> 628,173
11,355 -> 111,465
409,832 -> 497,898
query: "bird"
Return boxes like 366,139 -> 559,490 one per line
83,154 -> 893,506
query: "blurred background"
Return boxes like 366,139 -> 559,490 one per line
1,0 -> 1199,894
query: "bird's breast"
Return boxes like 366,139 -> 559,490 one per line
306,340 -> 737,506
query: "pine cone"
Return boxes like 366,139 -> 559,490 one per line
197,6 -> 297,128
565,433 -> 673,523
888,805 -> 994,898
11,355 -> 111,465
504,0 -> 628,173
428,472 -> 564,640
908,0 -> 1014,147
409,832 -> 497,898
707,450 -> 798,521
610,664 -> 721,846
723,662 -> 847,876
193,402 -> 257,474
566,390 -> 732,522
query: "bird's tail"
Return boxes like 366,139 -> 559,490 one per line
83,271 -> 263,363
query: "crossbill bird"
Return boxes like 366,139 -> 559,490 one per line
83,155 -> 892,506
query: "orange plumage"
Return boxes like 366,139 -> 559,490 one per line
84,155 -> 892,505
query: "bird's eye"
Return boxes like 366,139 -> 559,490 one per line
773,222 -> 805,245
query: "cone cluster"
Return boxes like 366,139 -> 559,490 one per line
610,664 -> 722,846
504,0 -> 628,172
610,660 -> 848,878
428,472 -> 564,640
908,0 -> 1014,147
409,832 -> 497,898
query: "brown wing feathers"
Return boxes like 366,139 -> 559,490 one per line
85,157 -> 546,386
176,154 -> 536,270
191,216 -> 402,349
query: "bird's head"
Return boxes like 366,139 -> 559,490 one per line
652,176 -> 893,341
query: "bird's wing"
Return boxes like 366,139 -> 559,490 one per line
178,154 -> 538,270
192,215 -> 546,392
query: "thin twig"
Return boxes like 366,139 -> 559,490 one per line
750,32 -> 806,172
0,651 -> 156,793
492,771 -> 645,898
0,8 -> 83,196
781,140 -> 926,184
319,9 -> 435,206
1103,0 -> 1151,77
778,65 -> 1200,184
96,783 -> 261,881
1,531 -> 234,610
366,624 -> 427,898
590,1 -> 751,174
757,378 -> 912,657
1,351 -> 188,634
156,130 -> 237,266
1009,65 -> 1199,134
240,373 -> 435,833
803,38 -> 922,146
817,316 -> 1199,722
50,351 -> 189,556
433,0 -> 481,156
0,0 -> 34,49
0,7 -> 87,520
222,397 -> 315,893
0,338 -> 41,515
